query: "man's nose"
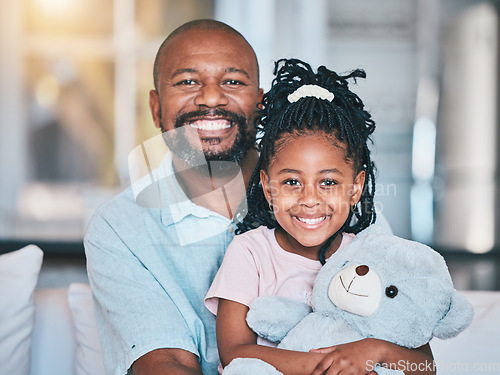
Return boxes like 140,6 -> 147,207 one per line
194,84 -> 229,107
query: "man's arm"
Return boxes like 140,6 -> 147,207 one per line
132,349 -> 202,375
85,211 -> 209,375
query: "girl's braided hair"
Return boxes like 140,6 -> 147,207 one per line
235,58 -> 377,262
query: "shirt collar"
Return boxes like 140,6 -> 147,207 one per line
157,152 -> 229,227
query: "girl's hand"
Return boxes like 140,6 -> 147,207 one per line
309,339 -> 382,375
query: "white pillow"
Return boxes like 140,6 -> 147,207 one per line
430,290 -> 500,374
67,283 -> 106,375
0,245 -> 43,375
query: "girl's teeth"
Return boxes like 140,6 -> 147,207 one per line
189,120 -> 231,130
297,216 -> 326,225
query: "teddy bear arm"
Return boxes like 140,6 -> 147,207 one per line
246,295 -> 312,343
222,358 -> 283,375
279,314 -> 363,351
371,364 -> 405,375
432,291 -> 474,339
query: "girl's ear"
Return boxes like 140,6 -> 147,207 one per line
260,170 -> 272,204
351,170 -> 366,205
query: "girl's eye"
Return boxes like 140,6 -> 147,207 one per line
320,179 -> 337,186
283,179 -> 300,186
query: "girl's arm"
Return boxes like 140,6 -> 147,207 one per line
218,298 -> 435,375
217,298 -> 328,375
310,339 -> 435,375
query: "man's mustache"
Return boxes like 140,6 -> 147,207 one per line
175,108 -> 246,127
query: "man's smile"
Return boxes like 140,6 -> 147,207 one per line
188,119 -> 232,130
188,119 -> 234,136
174,108 -> 245,139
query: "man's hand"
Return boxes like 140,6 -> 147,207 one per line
132,348 -> 202,375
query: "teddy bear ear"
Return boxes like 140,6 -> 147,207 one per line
432,291 -> 474,340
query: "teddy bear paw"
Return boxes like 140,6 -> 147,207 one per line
222,358 -> 283,375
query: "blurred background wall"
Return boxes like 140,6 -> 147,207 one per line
1,0 -> 499,289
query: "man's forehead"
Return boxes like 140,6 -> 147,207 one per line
161,32 -> 257,74
168,29 -> 248,52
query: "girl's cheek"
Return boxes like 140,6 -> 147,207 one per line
288,205 -> 302,215
269,182 -> 286,198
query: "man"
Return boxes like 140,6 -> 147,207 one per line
85,19 -> 263,375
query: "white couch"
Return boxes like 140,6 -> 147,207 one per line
30,288 -> 76,375
429,291 -> 500,374
2,246 -> 500,375
29,288 -> 500,375
30,285 -> 105,375
0,246 -> 105,375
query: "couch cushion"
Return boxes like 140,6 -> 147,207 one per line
30,288 -> 75,375
68,283 -> 106,375
0,245 -> 43,375
430,290 -> 500,374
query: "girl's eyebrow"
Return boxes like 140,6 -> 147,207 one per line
277,168 -> 343,175
277,168 -> 302,175
320,168 -> 343,175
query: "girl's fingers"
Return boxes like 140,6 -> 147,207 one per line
311,359 -> 334,375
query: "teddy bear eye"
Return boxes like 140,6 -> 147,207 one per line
385,285 -> 398,298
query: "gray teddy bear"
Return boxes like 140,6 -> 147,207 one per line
223,225 -> 474,375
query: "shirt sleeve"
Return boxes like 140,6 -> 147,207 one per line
204,235 -> 260,315
85,213 -> 200,375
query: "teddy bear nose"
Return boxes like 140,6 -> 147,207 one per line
356,265 -> 369,276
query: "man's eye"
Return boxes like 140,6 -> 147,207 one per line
175,79 -> 198,86
224,79 -> 246,86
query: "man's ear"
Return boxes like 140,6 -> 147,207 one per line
260,169 -> 272,204
351,170 -> 366,205
149,89 -> 161,129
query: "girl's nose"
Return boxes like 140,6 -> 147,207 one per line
298,184 -> 320,207
194,84 -> 229,107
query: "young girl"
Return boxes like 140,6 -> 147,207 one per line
205,59 -> 434,375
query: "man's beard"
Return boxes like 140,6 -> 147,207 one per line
160,108 -> 255,173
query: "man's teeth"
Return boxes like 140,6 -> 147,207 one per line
296,216 -> 326,225
189,120 -> 231,130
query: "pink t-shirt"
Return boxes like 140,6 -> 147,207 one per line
205,226 -> 354,346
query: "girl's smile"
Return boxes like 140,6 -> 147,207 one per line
293,214 -> 329,228
261,131 -> 365,260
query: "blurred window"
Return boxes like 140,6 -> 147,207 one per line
0,0 -> 214,245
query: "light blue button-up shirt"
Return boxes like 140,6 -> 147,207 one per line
85,153 -> 239,375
